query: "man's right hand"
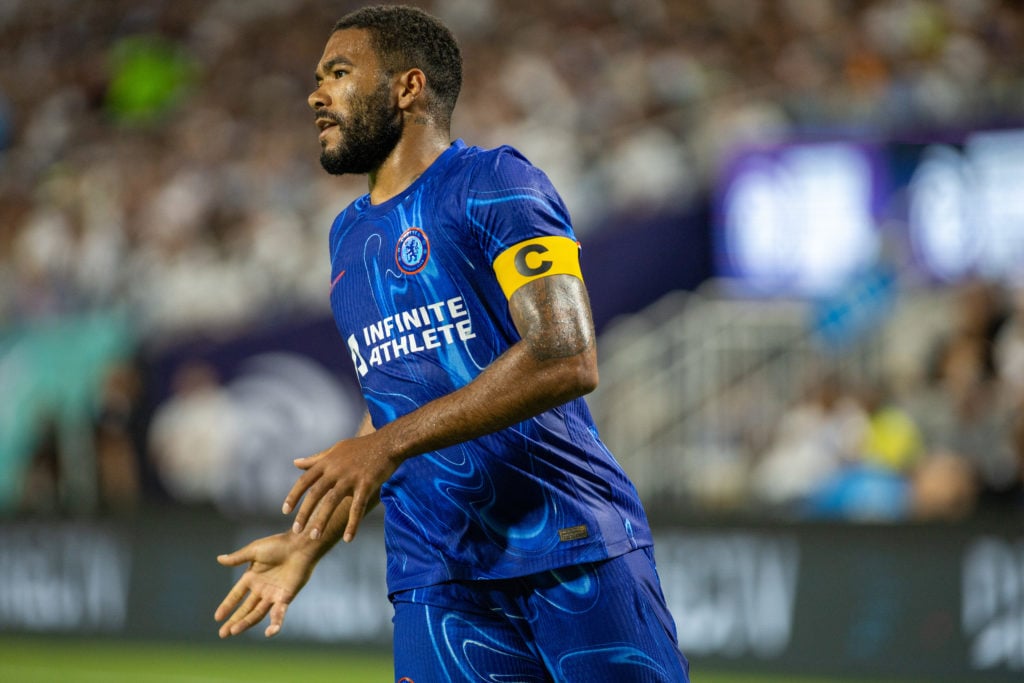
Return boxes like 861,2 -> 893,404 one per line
214,532 -> 319,639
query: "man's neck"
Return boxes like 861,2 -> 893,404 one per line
367,127 -> 451,205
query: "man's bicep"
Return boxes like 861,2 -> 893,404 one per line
508,274 -> 595,362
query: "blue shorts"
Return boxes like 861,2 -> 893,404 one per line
390,547 -> 689,682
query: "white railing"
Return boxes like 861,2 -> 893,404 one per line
589,282 -> 890,505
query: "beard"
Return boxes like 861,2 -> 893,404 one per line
319,80 -> 403,176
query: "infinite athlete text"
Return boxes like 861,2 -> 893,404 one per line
347,296 -> 475,376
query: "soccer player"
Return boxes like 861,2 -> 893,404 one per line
214,5 -> 689,681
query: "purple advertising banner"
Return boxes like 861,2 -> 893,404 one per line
141,315 -> 364,515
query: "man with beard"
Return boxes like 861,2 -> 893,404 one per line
214,5 -> 689,681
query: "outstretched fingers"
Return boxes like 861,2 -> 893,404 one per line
229,596 -> 272,637
266,601 -> 289,638
218,592 -> 261,639
214,575 -> 250,624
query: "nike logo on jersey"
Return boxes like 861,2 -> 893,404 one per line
330,269 -> 346,293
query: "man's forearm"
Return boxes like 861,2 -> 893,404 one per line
375,339 -> 593,464
372,274 -> 597,465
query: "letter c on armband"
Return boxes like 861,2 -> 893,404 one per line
513,243 -> 553,277
492,236 -> 583,300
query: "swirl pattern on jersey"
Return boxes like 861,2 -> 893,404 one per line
328,140 -> 653,594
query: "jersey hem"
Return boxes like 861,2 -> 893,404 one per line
385,536 -> 652,599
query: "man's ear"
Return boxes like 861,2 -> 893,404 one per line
396,68 -> 426,112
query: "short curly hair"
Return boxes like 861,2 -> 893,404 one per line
332,5 -> 463,126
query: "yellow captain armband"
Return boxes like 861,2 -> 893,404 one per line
492,235 -> 583,300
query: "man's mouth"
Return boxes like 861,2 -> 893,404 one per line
316,117 -> 339,138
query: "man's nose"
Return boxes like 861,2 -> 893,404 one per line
308,86 -> 328,111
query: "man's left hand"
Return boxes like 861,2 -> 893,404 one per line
283,433 -> 397,543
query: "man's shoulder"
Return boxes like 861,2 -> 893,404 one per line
449,142 -> 548,197
454,141 -> 533,172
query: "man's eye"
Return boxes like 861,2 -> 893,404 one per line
333,69 -> 347,78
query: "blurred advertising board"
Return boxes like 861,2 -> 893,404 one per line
0,512 -> 1021,681
713,126 -> 1024,298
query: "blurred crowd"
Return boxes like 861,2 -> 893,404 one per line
747,281 -> 1024,521
2,0 -> 1023,517
3,0 -> 1023,338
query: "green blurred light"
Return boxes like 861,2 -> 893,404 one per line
105,35 -> 198,124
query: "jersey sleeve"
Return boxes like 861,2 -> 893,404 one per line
467,147 -> 583,299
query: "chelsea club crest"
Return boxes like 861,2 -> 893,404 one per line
395,227 -> 430,275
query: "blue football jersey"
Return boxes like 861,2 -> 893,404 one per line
327,140 -> 653,594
